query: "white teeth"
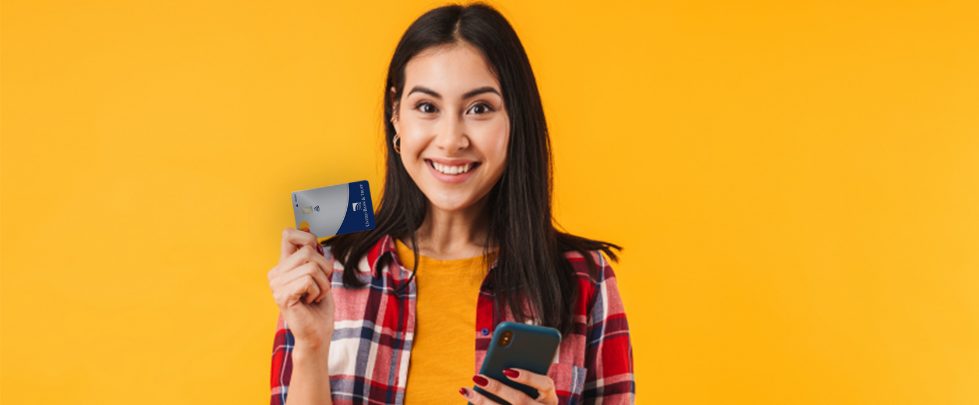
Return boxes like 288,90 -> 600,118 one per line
431,161 -> 474,175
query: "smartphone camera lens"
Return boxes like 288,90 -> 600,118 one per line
499,330 -> 513,347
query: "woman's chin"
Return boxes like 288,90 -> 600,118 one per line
428,197 -> 475,213
423,188 -> 485,213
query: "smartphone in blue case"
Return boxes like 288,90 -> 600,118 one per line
471,322 -> 562,405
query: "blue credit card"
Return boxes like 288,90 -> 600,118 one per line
291,180 -> 376,237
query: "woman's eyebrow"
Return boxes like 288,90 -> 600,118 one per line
406,86 -> 501,99
407,86 -> 441,98
462,86 -> 501,99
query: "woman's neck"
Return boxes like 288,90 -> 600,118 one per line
403,194 -> 495,260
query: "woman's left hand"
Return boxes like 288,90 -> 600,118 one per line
459,368 -> 558,405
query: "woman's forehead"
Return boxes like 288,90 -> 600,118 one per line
404,43 -> 501,96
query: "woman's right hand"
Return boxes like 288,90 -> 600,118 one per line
268,227 -> 335,350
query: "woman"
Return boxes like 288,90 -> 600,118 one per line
268,3 -> 634,404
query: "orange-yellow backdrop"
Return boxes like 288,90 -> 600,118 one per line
2,0 -> 977,404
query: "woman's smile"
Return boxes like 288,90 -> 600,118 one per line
425,158 -> 481,184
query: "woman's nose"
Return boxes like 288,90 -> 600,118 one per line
434,114 -> 469,152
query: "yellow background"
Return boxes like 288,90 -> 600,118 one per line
2,0 -> 977,403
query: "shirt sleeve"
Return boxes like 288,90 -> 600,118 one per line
270,312 -> 294,405
582,252 -> 636,404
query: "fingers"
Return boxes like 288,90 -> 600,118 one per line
503,369 -> 557,403
280,227 -> 322,263
464,374 -> 540,405
272,258 -> 332,301
458,387 -> 502,405
272,272 -> 323,309
270,243 -> 332,282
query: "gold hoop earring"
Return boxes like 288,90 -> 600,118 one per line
392,134 -> 402,154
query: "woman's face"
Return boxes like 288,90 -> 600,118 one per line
392,42 -> 509,213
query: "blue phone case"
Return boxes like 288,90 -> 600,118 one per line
471,322 -> 562,405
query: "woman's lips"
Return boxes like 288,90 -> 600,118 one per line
425,159 -> 480,184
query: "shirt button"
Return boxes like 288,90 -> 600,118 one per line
481,328 -> 490,336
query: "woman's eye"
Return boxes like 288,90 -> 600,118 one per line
468,103 -> 493,115
416,102 -> 438,114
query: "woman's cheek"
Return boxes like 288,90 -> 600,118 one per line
400,125 -> 426,156
485,118 -> 510,160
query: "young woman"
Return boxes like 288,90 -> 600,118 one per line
267,3 -> 634,404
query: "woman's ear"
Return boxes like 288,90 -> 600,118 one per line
390,86 -> 401,134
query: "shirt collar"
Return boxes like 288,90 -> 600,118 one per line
365,234 -> 396,279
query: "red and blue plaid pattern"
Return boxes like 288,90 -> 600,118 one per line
271,235 -> 635,404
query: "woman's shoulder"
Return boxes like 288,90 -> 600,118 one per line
560,248 -> 625,317
555,232 -> 622,287
561,248 -> 617,285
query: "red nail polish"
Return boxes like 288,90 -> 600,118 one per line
316,244 -> 324,255
458,387 -> 467,396
472,375 -> 488,387
503,369 -> 519,378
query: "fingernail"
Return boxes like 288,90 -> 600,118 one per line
503,369 -> 519,378
458,387 -> 468,397
472,375 -> 488,387
316,244 -> 324,255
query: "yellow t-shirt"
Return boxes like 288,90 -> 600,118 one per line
396,238 -> 497,405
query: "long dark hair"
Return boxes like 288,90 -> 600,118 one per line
325,2 -> 620,337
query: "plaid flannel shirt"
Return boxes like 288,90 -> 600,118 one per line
271,234 -> 634,405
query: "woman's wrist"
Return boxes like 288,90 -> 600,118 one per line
293,333 -> 333,360
287,337 -> 334,405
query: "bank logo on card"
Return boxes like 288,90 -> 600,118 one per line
291,181 -> 376,237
